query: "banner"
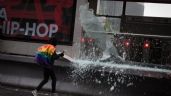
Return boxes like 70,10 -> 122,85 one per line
0,0 -> 76,45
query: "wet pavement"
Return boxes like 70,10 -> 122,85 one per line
0,85 -> 84,96
0,54 -> 171,96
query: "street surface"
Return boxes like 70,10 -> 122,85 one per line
0,54 -> 171,96
0,85 -> 85,96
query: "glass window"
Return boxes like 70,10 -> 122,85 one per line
144,3 -> 171,18
126,2 -> 171,18
96,0 -> 123,16
126,2 -> 144,16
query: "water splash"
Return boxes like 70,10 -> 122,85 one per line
70,59 -> 171,89
75,3 -> 171,94
71,59 -> 171,74
79,3 -> 125,62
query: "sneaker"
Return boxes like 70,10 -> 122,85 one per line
32,90 -> 37,96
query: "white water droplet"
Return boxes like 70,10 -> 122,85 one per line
110,86 -> 114,91
99,91 -> 102,94
127,82 -> 133,87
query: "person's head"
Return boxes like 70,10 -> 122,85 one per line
48,36 -> 57,46
48,32 -> 63,46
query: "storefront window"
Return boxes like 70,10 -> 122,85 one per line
96,0 -> 123,16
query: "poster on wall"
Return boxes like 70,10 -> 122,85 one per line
0,0 -> 76,45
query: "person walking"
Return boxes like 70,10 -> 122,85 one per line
32,36 -> 64,96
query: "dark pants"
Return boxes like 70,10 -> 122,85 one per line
36,68 -> 56,93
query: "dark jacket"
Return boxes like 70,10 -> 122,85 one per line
50,52 -> 64,66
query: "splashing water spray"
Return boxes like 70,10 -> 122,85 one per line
63,3 -> 171,95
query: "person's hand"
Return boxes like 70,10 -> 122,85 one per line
60,51 -> 64,57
